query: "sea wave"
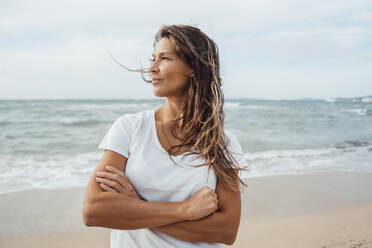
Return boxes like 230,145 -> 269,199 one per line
1,142 -> 372,194
241,143 -> 372,178
340,108 -> 368,116
224,102 -> 277,110
0,152 -> 102,195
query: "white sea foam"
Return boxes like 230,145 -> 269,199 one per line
241,145 -> 372,178
340,108 -> 367,116
224,102 -> 276,110
0,152 -> 102,194
1,144 -> 372,194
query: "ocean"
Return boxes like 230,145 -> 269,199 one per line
1,99 -> 371,194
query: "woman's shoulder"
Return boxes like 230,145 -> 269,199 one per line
113,109 -> 153,132
223,128 -> 239,142
116,109 -> 152,123
223,128 -> 244,152
223,128 -> 247,168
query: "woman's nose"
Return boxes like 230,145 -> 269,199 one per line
149,61 -> 159,74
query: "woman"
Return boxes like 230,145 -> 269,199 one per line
82,24 -> 248,247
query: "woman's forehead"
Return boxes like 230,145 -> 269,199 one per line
152,51 -> 175,57
153,38 -> 176,54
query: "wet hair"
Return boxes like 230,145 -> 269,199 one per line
112,24 -> 248,192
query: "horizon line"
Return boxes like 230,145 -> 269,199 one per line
0,95 -> 371,101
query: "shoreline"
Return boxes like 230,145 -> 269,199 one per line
1,169 -> 371,197
1,171 -> 372,247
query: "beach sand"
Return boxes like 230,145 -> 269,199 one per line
1,172 -> 372,247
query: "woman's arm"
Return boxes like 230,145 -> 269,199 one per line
94,156 -> 240,244
82,150 -> 187,229
153,180 -> 241,245
82,150 -> 218,230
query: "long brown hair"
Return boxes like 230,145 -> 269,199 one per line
112,24 -> 248,191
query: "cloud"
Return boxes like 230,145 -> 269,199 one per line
222,25 -> 371,68
0,0 -> 371,99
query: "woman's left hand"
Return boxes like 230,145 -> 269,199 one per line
95,165 -> 141,200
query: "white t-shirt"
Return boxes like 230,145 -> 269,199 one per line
98,109 -> 247,248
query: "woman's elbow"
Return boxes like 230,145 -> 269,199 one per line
82,199 -> 99,227
221,220 -> 239,245
223,231 -> 238,245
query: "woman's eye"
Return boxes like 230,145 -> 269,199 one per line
149,57 -> 169,63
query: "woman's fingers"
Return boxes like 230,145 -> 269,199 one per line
96,171 -> 126,190
95,165 -> 140,199
103,165 -> 134,191
99,183 -> 117,192
105,165 -> 124,176
96,177 -> 124,193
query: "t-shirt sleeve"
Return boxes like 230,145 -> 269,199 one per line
98,114 -> 132,158
225,129 -> 248,176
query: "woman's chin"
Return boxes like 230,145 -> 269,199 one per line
153,88 -> 165,98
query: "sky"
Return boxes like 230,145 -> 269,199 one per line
0,0 -> 371,100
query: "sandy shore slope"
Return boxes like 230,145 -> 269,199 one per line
1,172 -> 372,247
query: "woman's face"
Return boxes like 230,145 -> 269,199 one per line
149,37 -> 194,98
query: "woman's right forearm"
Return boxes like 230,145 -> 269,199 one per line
83,191 -> 187,230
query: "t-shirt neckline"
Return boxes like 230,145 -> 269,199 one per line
151,109 -> 185,158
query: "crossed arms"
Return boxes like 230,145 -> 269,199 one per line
82,150 -> 241,245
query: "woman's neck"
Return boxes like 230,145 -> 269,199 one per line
156,98 -> 186,128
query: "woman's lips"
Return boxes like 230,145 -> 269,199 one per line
152,79 -> 162,85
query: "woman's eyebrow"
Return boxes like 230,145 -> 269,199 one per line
152,52 -> 173,57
